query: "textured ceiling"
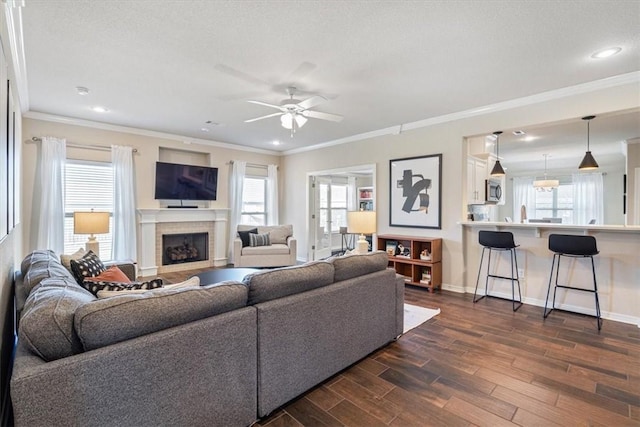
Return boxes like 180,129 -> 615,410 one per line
21,1 -> 640,152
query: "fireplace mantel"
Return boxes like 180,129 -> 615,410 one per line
137,208 -> 230,277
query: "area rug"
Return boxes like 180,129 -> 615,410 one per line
403,304 -> 441,333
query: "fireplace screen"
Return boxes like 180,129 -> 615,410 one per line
162,232 -> 209,265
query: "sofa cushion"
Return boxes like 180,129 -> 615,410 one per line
19,277 -> 96,361
238,227 -> 258,247
249,232 -> 271,247
74,281 -> 248,351
257,225 -> 292,245
82,278 -> 164,296
329,251 -> 389,282
243,261 -> 334,305
70,250 -> 106,284
241,243 -> 290,256
20,250 -> 75,295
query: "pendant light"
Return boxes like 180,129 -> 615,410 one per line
533,154 -> 559,192
490,131 -> 506,176
578,115 -> 599,170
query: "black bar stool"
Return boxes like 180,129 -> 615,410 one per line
473,231 -> 523,311
544,234 -> 602,330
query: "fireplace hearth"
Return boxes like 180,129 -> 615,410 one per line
162,232 -> 209,265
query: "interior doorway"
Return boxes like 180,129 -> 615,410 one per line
307,164 -> 376,261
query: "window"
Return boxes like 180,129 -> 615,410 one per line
319,183 -> 348,233
241,176 -> 267,226
534,182 -> 574,224
64,160 -> 114,260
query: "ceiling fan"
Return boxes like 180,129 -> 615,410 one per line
244,87 -> 343,137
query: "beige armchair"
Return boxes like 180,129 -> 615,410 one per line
233,224 -> 297,268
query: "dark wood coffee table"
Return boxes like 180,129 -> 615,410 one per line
192,267 -> 259,285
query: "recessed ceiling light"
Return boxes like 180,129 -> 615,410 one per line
200,127 -> 210,132
591,47 -> 622,59
76,86 -> 89,96
91,106 -> 108,113
272,140 -> 281,146
512,130 -> 525,136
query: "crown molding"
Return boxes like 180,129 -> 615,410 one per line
284,71 -> 640,156
23,111 -> 282,156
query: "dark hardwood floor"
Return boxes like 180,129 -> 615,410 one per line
162,269 -> 640,426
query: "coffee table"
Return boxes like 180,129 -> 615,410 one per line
192,267 -> 259,285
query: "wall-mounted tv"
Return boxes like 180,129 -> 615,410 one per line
154,161 -> 218,201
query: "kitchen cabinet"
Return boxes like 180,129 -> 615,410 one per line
467,157 -> 487,204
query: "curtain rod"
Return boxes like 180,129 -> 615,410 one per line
30,137 -> 138,153
227,160 -> 276,169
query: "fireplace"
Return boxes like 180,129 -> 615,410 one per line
162,232 -> 209,266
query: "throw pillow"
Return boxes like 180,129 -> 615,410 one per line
96,276 -> 200,298
249,232 -> 270,247
82,278 -> 164,296
60,248 -> 87,271
238,228 -> 258,247
84,265 -> 131,284
70,250 -> 106,285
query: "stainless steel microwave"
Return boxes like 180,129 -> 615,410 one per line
485,179 -> 502,203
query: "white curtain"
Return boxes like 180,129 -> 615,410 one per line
37,137 -> 66,252
512,176 -> 536,223
266,164 -> 279,225
572,172 -> 604,225
228,160 -> 246,262
112,145 -> 137,260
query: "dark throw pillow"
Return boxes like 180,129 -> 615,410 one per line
249,232 -> 271,247
238,228 -> 258,247
70,250 -> 106,285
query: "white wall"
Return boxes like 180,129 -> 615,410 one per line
281,80 -> 640,323
21,118 -> 282,258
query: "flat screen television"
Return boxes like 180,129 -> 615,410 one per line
154,161 -> 218,201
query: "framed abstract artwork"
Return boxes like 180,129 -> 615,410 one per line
389,154 -> 442,229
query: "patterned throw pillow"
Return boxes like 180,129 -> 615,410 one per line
96,276 -> 199,299
249,232 -> 271,247
70,250 -> 106,285
84,265 -> 131,284
82,278 -> 164,296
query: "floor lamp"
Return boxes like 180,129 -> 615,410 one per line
74,210 -> 110,254
347,211 -> 376,254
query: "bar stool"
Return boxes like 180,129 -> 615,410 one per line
544,234 -> 602,330
473,231 -> 523,311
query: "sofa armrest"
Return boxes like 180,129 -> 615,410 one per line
287,236 -> 297,254
104,260 -> 136,281
233,238 -> 243,266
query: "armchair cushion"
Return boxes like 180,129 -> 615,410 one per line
238,228 -> 258,247
257,225 -> 292,244
249,233 -> 271,247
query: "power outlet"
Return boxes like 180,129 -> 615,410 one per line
518,268 -> 525,279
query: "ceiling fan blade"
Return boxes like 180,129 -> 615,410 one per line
285,61 -> 317,82
247,100 -> 285,111
302,110 -> 343,122
297,95 -> 327,110
214,64 -> 270,87
244,112 -> 283,123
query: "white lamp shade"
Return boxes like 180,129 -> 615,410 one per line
74,211 -> 110,235
533,179 -> 560,191
280,113 -> 293,129
347,211 -> 377,235
294,114 -> 307,128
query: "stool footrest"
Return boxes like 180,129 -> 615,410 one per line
554,284 -> 597,294
487,273 -> 519,281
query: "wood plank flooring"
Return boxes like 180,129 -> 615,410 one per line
162,269 -> 640,426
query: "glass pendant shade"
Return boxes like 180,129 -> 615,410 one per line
490,131 -> 506,176
579,115 -> 599,170
280,113 -> 293,129
294,114 -> 307,128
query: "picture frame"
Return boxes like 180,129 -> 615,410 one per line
389,154 -> 442,229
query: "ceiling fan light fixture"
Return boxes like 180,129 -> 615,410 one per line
579,115 -> 599,170
294,114 -> 307,128
280,113 -> 293,130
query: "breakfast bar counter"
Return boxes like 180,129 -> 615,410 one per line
460,221 -> 640,327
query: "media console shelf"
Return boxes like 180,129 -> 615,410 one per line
377,234 -> 442,292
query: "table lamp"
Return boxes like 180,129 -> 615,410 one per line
347,211 -> 376,254
74,210 -> 110,254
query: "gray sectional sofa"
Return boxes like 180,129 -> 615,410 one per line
10,250 -> 404,426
